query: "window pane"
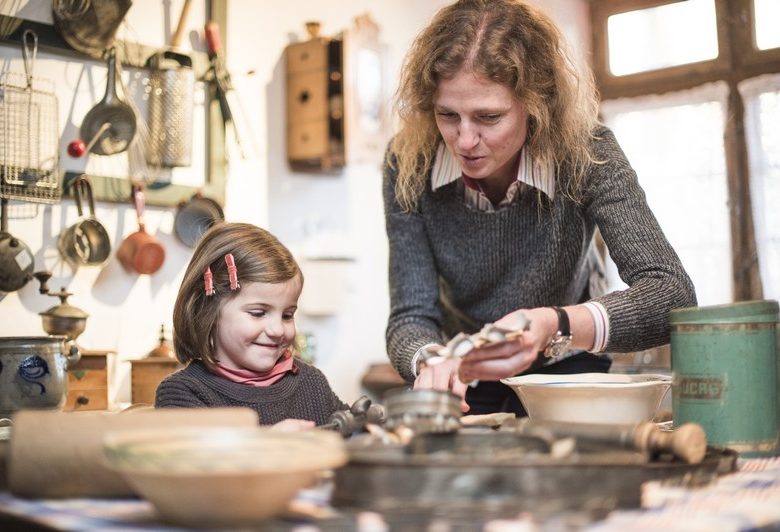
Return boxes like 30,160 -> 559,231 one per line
740,74 -> 780,301
601,84 -> 732,306
608,0 -> 718,76
755,0 -> 780,50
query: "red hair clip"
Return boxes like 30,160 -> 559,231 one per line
204,266 -> 215,296
225,253 -> 239,291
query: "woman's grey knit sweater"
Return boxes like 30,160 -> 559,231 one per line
155,360 -> 348,425
383,126 -> 697,382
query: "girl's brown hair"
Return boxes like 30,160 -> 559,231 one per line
172,222 -> 302,369
390,0 -> 600,211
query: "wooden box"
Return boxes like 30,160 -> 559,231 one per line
130,358 -> 181,406
286,36 -> 344,171
65,349 -> 113,411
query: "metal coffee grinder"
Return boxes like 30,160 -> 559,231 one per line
34,271 -> 88,343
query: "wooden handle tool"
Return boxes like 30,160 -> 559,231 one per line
520,419 -> 707,464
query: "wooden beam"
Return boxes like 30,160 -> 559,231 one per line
720,0 -> 763,300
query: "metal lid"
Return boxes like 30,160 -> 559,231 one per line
669,299 -> 779,325
40,301 -> 89,319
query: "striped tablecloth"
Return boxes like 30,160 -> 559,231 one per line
586,457 -> 780,531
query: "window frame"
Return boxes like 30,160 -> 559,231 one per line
590,0 -> 780,301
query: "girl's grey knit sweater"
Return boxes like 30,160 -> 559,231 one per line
155,360 -> 348,425
383,126 -> 697,382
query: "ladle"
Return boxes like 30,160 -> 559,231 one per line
79,47 -> 136,155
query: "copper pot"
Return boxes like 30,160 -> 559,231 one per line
117,186 -> 165,275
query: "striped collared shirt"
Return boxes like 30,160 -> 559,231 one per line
430,142 -> 555,209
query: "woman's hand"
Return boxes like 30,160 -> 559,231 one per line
270,418 -> 316,432
414,355 -> 470,412
459,307 -> 558,382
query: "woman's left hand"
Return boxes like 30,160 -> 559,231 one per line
458,307 -> 558,382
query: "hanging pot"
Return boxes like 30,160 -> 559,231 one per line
116,186 -> 165,275
52,0 -> 132,59
58,176 -> 111,266
173,193 -> 224,248
0,198 -> 34,293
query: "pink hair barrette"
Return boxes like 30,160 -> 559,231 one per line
225,253 -> 240,291
204,266 -> 215,296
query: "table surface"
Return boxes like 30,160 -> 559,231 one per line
0,456 -> 779,531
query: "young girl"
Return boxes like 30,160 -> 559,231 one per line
155,222 -> 348,427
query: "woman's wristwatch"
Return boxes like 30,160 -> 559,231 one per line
544,306 -> 573,358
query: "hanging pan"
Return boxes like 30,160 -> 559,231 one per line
80,48 -> 136,156
58,177 -> 111,266
52,0 -> 132,59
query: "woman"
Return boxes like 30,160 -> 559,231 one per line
383,0 -> 696,415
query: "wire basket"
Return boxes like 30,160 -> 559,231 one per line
0,30 -> 62,204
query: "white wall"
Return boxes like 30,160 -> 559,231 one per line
0,0 -> 590,406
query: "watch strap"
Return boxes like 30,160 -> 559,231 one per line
551,306 -> 570,336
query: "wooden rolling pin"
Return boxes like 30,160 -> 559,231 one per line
520,419 -> 707,464
7,407 -> 258,498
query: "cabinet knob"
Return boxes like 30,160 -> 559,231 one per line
76,395 -> 90,406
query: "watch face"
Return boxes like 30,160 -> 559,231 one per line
545,336 -> 572,358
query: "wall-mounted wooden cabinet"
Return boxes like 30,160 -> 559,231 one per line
285,33 -> 345,172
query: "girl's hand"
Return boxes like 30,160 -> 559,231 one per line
270,418 -> 316,432
459,307 -> 558,382
414,356 -> 470,412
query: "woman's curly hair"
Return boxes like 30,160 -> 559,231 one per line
390,0 -> 601,211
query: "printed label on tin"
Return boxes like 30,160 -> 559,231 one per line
678,376 -> 724,400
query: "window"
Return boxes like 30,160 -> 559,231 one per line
591,0 -> 780,302
740,74 -> 780,300
608,0 -> 718,76
754,0 -> 780,51
601,85 -> 732,305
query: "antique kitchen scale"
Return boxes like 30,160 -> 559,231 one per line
324,389 -> 736,526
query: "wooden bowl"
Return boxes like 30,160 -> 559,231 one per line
501,373 -> 671,424
103,426 -> 346,527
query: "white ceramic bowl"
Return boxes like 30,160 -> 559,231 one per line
103,426 -> 347,528
501,373 -> 671,425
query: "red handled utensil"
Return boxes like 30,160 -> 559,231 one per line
67,122 -> 111,158
204,20 -> 246,159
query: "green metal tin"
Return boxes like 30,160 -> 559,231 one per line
670,300 -> 779,457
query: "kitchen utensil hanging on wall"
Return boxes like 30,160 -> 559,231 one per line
146,0 -> 195,168
57,176 -> 111,267
173,193 -> 224,248
0,198 -> 34,292
205,20 -> 248,159
80,47 -> 137,156
116,185 -> 165,275
52,0 -> 133,59
0,29 -> 61,204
